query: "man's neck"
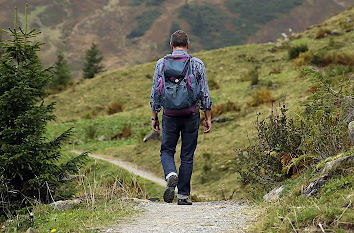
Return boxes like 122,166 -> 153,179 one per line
173,47 -> 188,52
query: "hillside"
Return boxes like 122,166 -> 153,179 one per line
0,0 -> 352,76
46,7 -> 354,200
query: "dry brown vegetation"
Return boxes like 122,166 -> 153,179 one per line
247,89 -> 275,107
106,101 -> 124,115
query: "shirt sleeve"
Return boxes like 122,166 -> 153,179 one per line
195,60 -> 212,112
150,60 -> 162,113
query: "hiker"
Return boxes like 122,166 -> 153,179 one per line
150,30 -> 212,205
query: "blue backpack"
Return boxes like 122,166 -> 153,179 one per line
154,54 -> 200,110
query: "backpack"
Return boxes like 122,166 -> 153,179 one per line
153,54 -> 200,110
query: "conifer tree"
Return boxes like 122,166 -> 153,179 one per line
50,51 -> 71,89
0,6 -> 87,215
82,42 -> 105,79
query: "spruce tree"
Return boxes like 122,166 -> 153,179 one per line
82,42 -> 105,79
0,6 -> 87,215
50,51 -> 71,90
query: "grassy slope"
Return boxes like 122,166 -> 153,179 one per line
252,150 -> 354,232
47,8 -> 354,200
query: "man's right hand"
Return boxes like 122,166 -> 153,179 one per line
203,110 -> 212,133
152,119 -> 160,133
204,119 -> 211,133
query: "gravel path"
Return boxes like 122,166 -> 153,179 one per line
102,200 -> 252,233
72,151 -> 253,232
71,150 -> 166,186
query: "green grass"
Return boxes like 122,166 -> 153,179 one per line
4,200 -> 136,233
251,153 -> 354,232
1,152 -> 164,232
45,8 -> 354,201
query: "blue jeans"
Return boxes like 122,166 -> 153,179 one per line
160,112 -> 200,198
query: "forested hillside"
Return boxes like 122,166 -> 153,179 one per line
0,0 -> 352,76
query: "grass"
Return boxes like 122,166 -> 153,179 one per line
1,151 -> 164,232
44,8 -> 354,201
251,152 -> 354,232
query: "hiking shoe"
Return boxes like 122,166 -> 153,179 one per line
163,174 -> 178,203
177,198 -> 192,205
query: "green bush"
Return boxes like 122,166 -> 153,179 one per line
234,67 -> 352,187
295,50 -> 354,67
240,69 -> 258,84
84,125 -> 98,140
300,68 -> 351,159
288,44 -> 309,59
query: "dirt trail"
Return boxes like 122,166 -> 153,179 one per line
72,150 -> 253,232
104,200 -> 252,233
71,150 -> 166,186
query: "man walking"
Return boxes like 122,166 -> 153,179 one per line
150,30 -> 212,205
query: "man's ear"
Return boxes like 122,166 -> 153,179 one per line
170,43 -> 173,50
186,43 -> 189,50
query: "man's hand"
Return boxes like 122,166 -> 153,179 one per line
203,110 -> 212,133
204,119 -> 211,133
152,119 -> 160,133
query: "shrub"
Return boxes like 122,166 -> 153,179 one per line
295,50 -> 354,67
106,101 -> 123,115
300,69 -> 351,159
82,110 -> 99,119
234,104 -> 306,186
233,67 -> 352,187
200,153 -> 212,184
240,69 -> 259,84
212,101 -> 241,117
294,51 -> 314,67
251,71 -> 259,86
84,125 -> 98,140
208,78 -> 220,90
201,101 -> 241,122
288,44 -> 308,60
314,28 -> 331,39
247,89 -> 275,107
111,126 -> 132,140
268,64 -> 281,75
234,145 -> 284,186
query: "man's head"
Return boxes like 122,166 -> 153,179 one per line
170,30 -> 189,50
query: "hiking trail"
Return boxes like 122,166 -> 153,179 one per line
72,150 -> 254,232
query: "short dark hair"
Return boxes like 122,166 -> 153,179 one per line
170,30 -> 189,47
